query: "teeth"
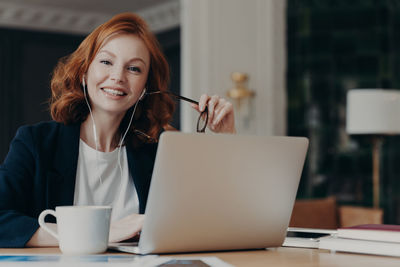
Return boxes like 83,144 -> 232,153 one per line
103,88 -> 125,96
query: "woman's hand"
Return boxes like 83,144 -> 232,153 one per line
109,213 -> 144,243
192,94 -> 236,134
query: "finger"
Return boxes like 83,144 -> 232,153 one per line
190,103 -> 200,112
211,101 -> 226,125
109,214 -> 145,242
212,98 -> 227,114
213,102 -> 233,125
207,95 -> 220,124
199,94 -> 210,112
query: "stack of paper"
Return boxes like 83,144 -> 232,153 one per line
0,255 -> 233,267
319,224 -> 400,257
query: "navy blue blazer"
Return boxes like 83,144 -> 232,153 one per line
0,121 -> 158,248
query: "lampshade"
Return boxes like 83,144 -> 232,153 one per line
346,89 -> 400,135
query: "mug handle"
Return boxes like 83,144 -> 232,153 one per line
38,209 -> 59,240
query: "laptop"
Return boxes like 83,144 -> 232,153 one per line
109,132 -> 308,254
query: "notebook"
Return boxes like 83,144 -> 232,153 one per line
109,132 -> 308,254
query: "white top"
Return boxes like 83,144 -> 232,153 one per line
74,139 -> 139,222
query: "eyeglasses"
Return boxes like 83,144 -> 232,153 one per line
132,91 -> 209,142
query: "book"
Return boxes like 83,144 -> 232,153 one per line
283,227 -> 337,249
283,237 -> 320,249
319,236 -> 400,257
337,224 -> 400,243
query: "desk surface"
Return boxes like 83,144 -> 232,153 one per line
0,247 -> 399,267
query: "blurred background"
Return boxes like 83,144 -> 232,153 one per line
1,0 -> 400,226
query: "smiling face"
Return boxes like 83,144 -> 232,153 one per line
85,33 -> 150,117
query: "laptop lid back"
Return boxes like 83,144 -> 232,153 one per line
139,132 -> 308,254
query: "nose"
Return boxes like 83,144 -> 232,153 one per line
110,65 -> 126,83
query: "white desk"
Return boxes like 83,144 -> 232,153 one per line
0,247 -> 399,266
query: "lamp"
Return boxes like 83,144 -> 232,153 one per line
226,72 -> 255,108
346,89 -> 400,208
226,72 -> 256,133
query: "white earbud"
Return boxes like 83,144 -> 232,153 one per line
139,88 -> 147,101
82,76 -> 86,89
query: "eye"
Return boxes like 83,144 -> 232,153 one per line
100,60 -> 112,66
128,66 -> 141,73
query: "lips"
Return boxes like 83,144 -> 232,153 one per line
101,88 -> 127,96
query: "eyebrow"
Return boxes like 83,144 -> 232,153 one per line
97,50 -> 147,66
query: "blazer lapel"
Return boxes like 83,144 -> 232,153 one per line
126,143 -> 158,214
47,123 -> 80,209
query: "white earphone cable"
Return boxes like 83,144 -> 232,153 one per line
117,88 -> 145,180
82,78 -> 145,200
115,88 -> 145,199
83,78 -> 103,185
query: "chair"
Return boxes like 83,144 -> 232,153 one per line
338,206 -> 383,227
289,197 -> 338,229
289,197 -> 384,229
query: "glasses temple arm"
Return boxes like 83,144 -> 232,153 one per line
146,91 -> 200,105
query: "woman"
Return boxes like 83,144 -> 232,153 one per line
0,13 -> 235,248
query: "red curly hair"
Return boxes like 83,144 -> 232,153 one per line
50,13 -> 175,146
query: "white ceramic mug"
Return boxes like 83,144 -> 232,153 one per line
38,206 -> 112,254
